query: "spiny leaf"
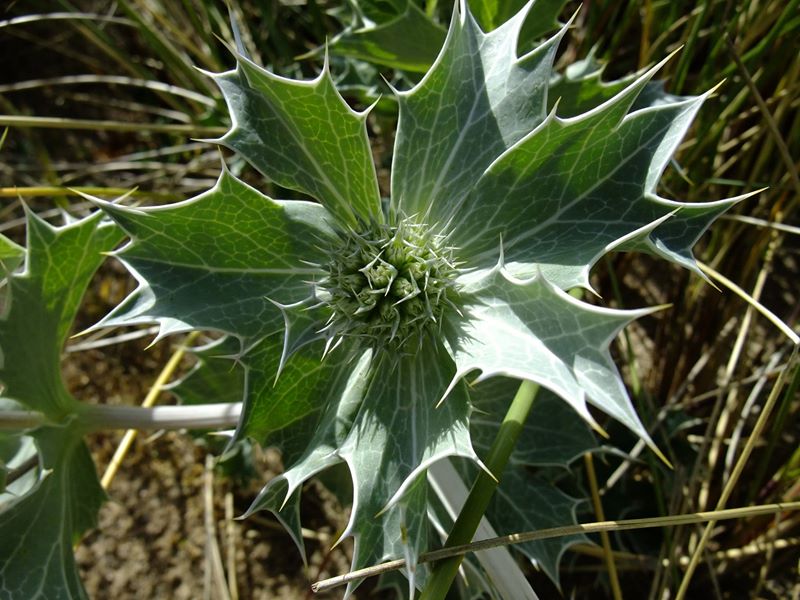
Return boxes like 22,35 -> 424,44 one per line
94,171 -> 334,344
237,337 -> 367,465
547,50 -> 670,118
425,63 -> 705,287
396,6 -> 738,290
452,267 -> 658,443
211,56 -> 382,227
0,211 -> 121,599
488,465 -> 586,584
0,428 -> 105,600
391,4 -> 567,218
330,0 -> 446,73
244,347 -> 372,562
0,210 -> 121,418
247,340 -> 478,597
338,340 -> 477,595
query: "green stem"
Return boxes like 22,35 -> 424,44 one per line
419,380 -> 539,600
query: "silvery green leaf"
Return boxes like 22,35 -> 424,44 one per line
0,211 -> 120,599
452,267 -> 657,447
243,346 -> 371,562
438,65 -> 711,288
0,428 -> 105,600
244,477 -> 307,561
244,343 -> 371,488
548,50 -> 672,118
395,4 -> 738,290
0,210 -> 121,418
338,340 -> 477,596
211,56 -> 382,227
392,5 -> 567,219
94,171 -> 334,344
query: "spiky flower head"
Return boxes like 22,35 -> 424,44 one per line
321,217 -> 459,350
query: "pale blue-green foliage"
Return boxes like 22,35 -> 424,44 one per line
453,268 -> 658,444
95,172 -> 334,343
213,59 -> 382,227
0,429 -> 105,600
93,0 -> 739,596
0,213 -> 121,599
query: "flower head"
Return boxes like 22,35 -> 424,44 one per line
320,217 -> 459,350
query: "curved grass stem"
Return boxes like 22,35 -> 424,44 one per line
313,501 -> 800,593
0,115 -> 226,136
418,380 -> 539,600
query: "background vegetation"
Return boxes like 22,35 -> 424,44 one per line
1,0 -> 798,598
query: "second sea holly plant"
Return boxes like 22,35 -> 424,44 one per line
92,0 -> 740,594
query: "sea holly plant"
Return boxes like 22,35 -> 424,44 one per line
0,0 -> 751,598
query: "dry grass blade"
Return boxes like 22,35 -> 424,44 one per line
224,492 -> 240,600
204,454 -> 231,600
0,75 -> 216,106
0,12 -> 134,29
312,501 -> 800,593
0,115 -> 226,136
0,186 -> 179,201
722,214 -> 800,236
725,34 -> 800,199
585,452 -> 623,600
675,347 -> 799,599
697,260 -> 799,345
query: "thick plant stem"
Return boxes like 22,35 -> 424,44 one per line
0,403 -> 243,432
419,380 -> 539,600
80,402 -> 242,432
